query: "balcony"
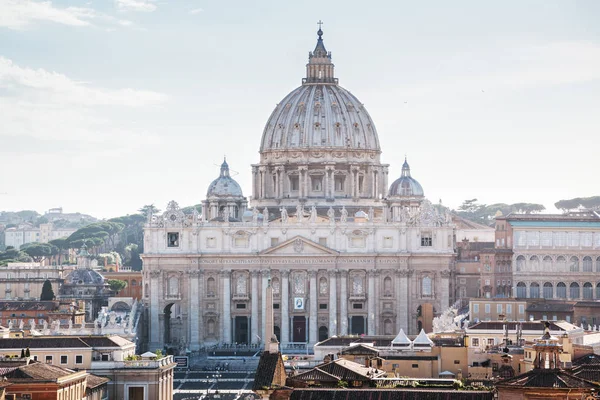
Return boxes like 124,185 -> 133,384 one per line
91,356 -> 175,370
232,293 -> 249,301
165,294 -> 181,301
349,293 -> 366,301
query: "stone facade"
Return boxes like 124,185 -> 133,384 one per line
142,27 -> 456,352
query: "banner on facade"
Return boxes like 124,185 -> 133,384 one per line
294,297 -> 304,310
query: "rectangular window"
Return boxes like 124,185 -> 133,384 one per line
334,176 -> 345,191
311,176 -> 322,191
519,305 -> 525,314
273,303 -> 279,309
454,360 -> 460,364
290,176 -> 299,191
487,338 -> 495,346
485,304 -> 491,313
497,304 -> 502,313
554,231 -> 567,247
412,364 -> 418,368
527,231 -> 539,247
566,315 -> 571,322
582,232 -> 593,247
318,237 -> 327,246
383,237 -> 393,248
352,303 -> 363,309
45,355 -> 53,364
235,303 -> 246,309
421,232 -> 432,247
33,355 -> 38,361
75,355 -> 83,364
206,237 -> 216,248
541,232 -> 553,247
568,232 -> 579,247
270,237 -> 279,246
101,354 -> 109,361
60,355 -> 68,364
506,304 -> 512,314
473,304 -> 479,313
167,232 -> 179,248
319,303 -> 328,310
472,338 -> 480,347
553,315 -> 557,321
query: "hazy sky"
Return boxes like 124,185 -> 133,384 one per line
1,0 -> 599,219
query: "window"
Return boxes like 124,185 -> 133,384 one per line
273,303 -> 279,309
334,176 -> 345,191
422,276 -> 432,296
290,176 -> 299,191
412,364 -> 418,368
236,303 -> 246,309
497,304 -> 502,313
557,282 -> 567,299
485,304 -> 491,313
318,237 -> 327,246
472,338 -> 480,347
527,231 -> 539,247
206,237 -> 216,248
454,360 -> 460,364
530,283 -> 540,298
568,232 -> 579,247
421,232 -> 432,247
570,257 -> 579,272
60,355 -> 68,364
271,237 -> 279,246
583,256 -> 593,272
45,355 -> 53,364
570,282 -> 580,299
554,231 -> 567,247
311,176 -> 322,191
583,282 -> 593,299
75,355 -> 83,364
487,338 -> 495,346
507,304 -> 512,314
516,256 -> 525,271
101,354 -> 109,361
353,303 -> 363,309
543,282 -> 553,299
319,303 -> 328,310
473,304 -> 479,313
167,232 -> 179,247
383,236 -> 393,248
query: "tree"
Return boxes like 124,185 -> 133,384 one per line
25,348 -> 30,357
107,279 -> 128,294
139,204 -> 160,216
49,238 -> 69,265
181,204 -> 203,215
20,243 -> 55,262
20,349 -> 25,358
555,196 -> 600,212
40,279 -> 55,300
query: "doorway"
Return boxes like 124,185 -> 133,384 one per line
234,316 -> 248,344
351,316 -> 365,335
292,316 -> 306,342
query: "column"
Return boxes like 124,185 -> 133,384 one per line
350,168 -> 355,199
354,167 -> 360,197
330,169 -> 336,198
309,270 -> 318,346
222,270 -> 231,343
149,270 -> 161,348
279,167 -> 284,199
261,269 -> 269,344
252,166 -> 258,200
440,270 -> 451,311
189,270 -> 200,350
297,167 -> 303,198
251,271 -> 259,344
382,167 -> 389,198
367,270 -> 376,335
281,270 -> 290,348
339,269 -> 348,335
328,270 -> 338,337
324,167 -> 330,198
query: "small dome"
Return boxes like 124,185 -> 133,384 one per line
388,158 -> 424,197
64,268 -> 105,285
206,158 -> 244,199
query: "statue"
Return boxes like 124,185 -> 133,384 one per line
327,207 -> 335,222
262,207 -> 269,226
68,319 -> 73,333
296,204 -> 304,223
29,319 -> 35,331
280,207 -> 288,223
8,320 -> 13,329
368,207 -> 374,221
252,208 -> 259,224
42,320 -> 48,331
19,319 -> 24,330
310,205 -> 317,223
222,207 -> 230,222
146,207 -> 153,224
340,206 -> 348,224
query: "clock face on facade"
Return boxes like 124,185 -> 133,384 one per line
170,214 -> 177,221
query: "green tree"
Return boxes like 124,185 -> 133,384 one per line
40,279 -> 55,300
49,238 -> 69,265
181,204 -> 203,215
139,204 -> 160,216
555,196 -> 600,212
107,279 -> 128,294
25,348 -> 30,357
20,243 -> 56,262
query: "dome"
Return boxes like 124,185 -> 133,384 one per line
206,159 -> 244,199
388,158 -> 424,197
64,268 -> 105,286
259,28 -> 380,154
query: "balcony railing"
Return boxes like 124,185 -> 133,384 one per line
91,355 -> 174,369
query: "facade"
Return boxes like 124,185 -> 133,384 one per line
4,223 -> 76,250
102,270 -> 143,299
142,27 -> 456,352
469,298 -> 528,322
0,300 -> 85,328
502,211 -> 600,302
0,262 -> 62,300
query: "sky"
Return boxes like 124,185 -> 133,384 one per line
0,0 -> 599,219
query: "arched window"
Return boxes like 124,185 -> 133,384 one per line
318,326 -> 328,342
383,276 -> 392,296
384,319 -> 393,335
422,276 -> 432,296
543,256 -> 552,271
516,282 -> 526,298
570,282 -> 580,299
530,282 -> 540,298
556,256 -> 567,271
583,256 -> 593,272
543,282 -> 553,299
529,256 -> 539,271
596,283 -> 600,299
556,282 -> 567,299
583,282 -> 593,299
207,277 -> 216,296
597,257 -> 600,273
570,257 -> 579,272
516,256 -> 526,272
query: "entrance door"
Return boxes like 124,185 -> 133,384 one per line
351,316 -> 365,335
235,316 -> 248,344
292,316 -> 306,342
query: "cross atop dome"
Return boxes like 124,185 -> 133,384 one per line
305,21 -> 337,84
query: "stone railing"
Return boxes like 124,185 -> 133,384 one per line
92,355 -> 174,369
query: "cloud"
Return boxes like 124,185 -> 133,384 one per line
0,56 -> 167,147
115,0 -> 157,12
189,8 -> 203,15
0,0 -> 96,30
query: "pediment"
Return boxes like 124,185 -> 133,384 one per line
261,236 -> 339,256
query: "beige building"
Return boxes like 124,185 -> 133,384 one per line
469,298 -> 527,322
4,223 -> 76,250
0,262 -> 62,300
143,27 -> 457,354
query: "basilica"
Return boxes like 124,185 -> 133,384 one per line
142,27 -> 456,352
